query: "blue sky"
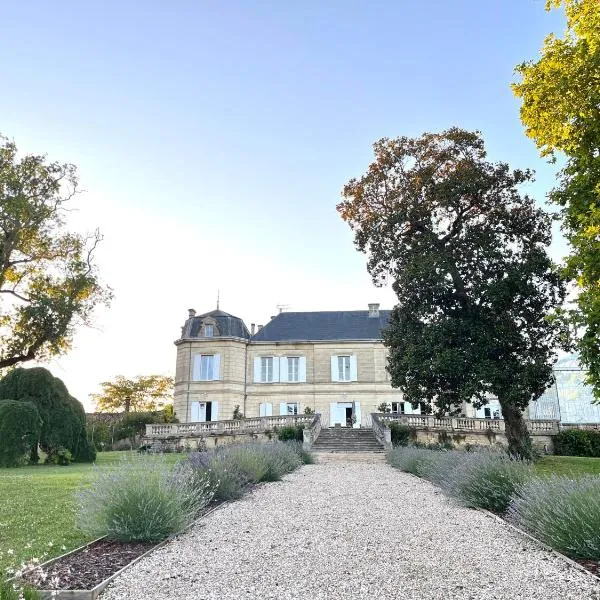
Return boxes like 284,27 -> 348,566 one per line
0,1 -> 567,408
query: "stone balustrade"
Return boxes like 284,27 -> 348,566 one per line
371,413 -> 392,449
302,414 -> 322,449
146,414 -> 315,438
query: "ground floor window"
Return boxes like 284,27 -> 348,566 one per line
391,402 -> 406,414
280,402 -> 298,415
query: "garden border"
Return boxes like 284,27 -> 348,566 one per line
12,502 -> 229,599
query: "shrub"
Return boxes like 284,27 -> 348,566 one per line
508,475 -> 600,559
232,405 -> 244,420
303,406 -> 315,415
0,400 -> 41,467
425,450 -> 467,485
0,578 -> 41,600
76,455 -> 213,542
386,447 -> 438,476
114,412 -> 162,447
440,450 -> 532,513
389,422 -> 416,446
187,450 -> 248,501
277,425 -> 304,442
554,428 -> 600,457
45,448 -> 73,466
377,402 -> 391,413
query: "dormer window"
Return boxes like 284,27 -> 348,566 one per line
204,324 -> 214,337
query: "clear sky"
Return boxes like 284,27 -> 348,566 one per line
0,1 -> 567,410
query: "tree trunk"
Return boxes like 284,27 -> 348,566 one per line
124,397 -> 131,413
498,400 -> 532,459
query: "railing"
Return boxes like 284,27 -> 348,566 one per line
371,413 -> 392,449
146,414 -> 315,438
302,414 -> 322,450
375,413 -> 560,434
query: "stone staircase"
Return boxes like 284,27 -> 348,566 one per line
312,427 -> 384,453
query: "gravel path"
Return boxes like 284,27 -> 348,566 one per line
102,455 -> 600,600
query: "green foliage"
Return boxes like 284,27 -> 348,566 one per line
232,405 -> 244,420
554,428 -> 600,457
377,402 -> 391,413
0,135 -> 110,370
92,375 -> 173,413
389,422 -> 416,446
303,406 -> 315,415
513,0 -> 600,400
509,475 -> 600,560
114,411 -> 162,446
277,425 -> 304,442
386,446 -> 438,476
338,128 -> 565,459
45,448 -> 73,466
0,368 -> 95,463
0,400 -> 40,467
0,578 -> 41,600
76,455 -> 212,542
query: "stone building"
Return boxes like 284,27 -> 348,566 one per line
173,304 -> 422,426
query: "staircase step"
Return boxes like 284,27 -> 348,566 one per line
312,427 -> 383,453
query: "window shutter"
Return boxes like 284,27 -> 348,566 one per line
265,402 -> 273,416
354,402 -> 362,428
279,357 -> 288,382
272,357 -> 280,382
191,401 -> 200,422
279,402 -> 287,416
192,355 -> 202,381
298,357 -> 307,383
213,354 -> 221,380
253,357 -> 261,383
212,401 -> 219,421
259,403 -> 266,417
330,356 -> 338,382
350,356 -> 358,382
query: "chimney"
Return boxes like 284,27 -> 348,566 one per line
188,308 -> 196,318
368,303 -> 380,318
257,324 -> 263,332
251,323 -> 256,335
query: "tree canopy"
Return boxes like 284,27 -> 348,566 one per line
338,128 -> 565,458
92,375 -> 174,413
0,400 -> 41,467
513,0 -> 600,397
0,135 -> 110,369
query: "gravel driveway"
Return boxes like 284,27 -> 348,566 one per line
102,454 -> 600,600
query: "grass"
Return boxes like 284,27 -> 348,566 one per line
534,455 -> 600,478
0,451 -> 181,575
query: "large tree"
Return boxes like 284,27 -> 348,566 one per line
338,128 -> 565,458
513,0 -> 600,397
0,135 -> 110,369
92,375 -> 174,413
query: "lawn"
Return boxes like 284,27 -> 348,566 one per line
0,451 -> 182,575
534,455 -> 600,477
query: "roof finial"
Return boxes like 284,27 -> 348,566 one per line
217,289 -> 220,310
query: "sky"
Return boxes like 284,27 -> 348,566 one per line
0,1 -> 568,410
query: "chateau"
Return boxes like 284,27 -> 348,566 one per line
172,304 -> 441,426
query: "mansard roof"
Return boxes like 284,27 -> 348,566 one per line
251,310 -> 392,342
182,309 -> 250,339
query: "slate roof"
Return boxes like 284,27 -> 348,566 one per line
251,310 -> 392,342
182,309 -> 250,339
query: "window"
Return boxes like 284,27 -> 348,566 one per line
261,357 -> 274,382
287,357 -> 299,382
203,324 -> 214,337
199,355 -> 215,380
391,402 -> 406,414
286,403 -> 298,415
338,356 -> 351,382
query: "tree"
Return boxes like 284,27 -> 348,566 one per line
513,0 -> 600,398
92,375 -> 174,413
0,135 -> 111,369
338,128 -> 565,458
0,400 -> 41,467
0,367 -> 95,463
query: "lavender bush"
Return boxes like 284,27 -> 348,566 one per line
386,447 -> 438,476
508,475 -> 600,559
76,455 -> 213,542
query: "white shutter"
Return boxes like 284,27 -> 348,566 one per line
330,402 -> 338,424
265,402 -> 273,416
330,356 -> 339,382
350,356 -> 358,382
280,402 -> 287,416
259,403 -> 266,417
213,354 -> 221,380
191,401 -> 200,422
253,357 -> 261,383
354,402 -> 362,428
298,357 -> 307,383
272,357 -> 280,382
212,401 -> 219,422
192,355 -> 201,381
279,357 -> 288,382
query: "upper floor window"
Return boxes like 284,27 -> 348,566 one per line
261,356 -> 274,382
287,357 -> 300,382
338,355 -> 351,381
203,324 -> 214,337
193,353 -> 220,381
